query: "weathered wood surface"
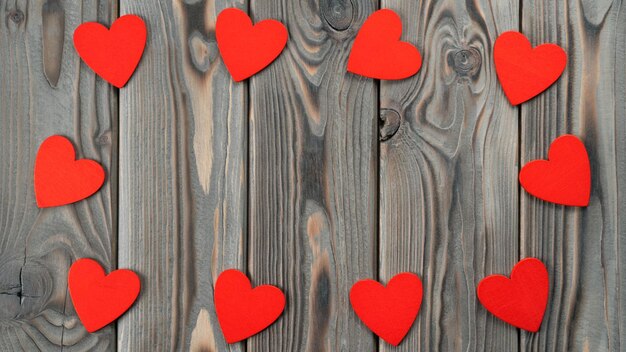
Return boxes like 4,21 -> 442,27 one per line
1,0 -> 626,351
247,0 -> 378,351
117,0 -> 247,351
0,0 -> 118,351
379,1 -> 520,351
520,0 -> 626,351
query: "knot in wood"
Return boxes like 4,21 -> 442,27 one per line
8,10 -> 24,24
97,133 -> 111,146
189,31 -> 216,73
450,48 -> 481,76
320,0 -> 353,31
379,109 -> 401,141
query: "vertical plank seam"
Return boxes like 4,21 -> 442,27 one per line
115,1 -> 121,352
244,2 -> 251,352
517,0 -> 524,351
375,0 -> 381,351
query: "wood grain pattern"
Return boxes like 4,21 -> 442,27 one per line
378,1 -> 521,351
2,0 -> 626,351
247,0 -> 378,351
0,0 -> 118,351
117,1 -> 247,351
521,0 -> 626,351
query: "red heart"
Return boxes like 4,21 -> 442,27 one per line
215,269 -> 285,343
347,9 -> 422,80
349,272 -> 422,346
216,8 -> 288,82
520,134 -> 590,207
68,258 -> 140,333
477,258 -> 549,332
74,14 -> 146,88
494,31 -> 567,105
34,135 -> 105,208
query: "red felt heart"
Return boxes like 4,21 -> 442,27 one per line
520,134 -> 590,207
34,135 -> 105,208
68,258 -> 140,333
347,9 -> 422,80
349,272 -> 422,346
215,269 -> 285,343
494,31 -> 567,105
74,14 -> 146,88
216,8 -> 288,82
477,258 -> 549,332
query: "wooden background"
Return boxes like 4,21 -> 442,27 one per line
1,0 -> 624,351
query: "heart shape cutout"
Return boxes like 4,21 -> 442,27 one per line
349,272 -> 422,346
216,8 -> 288,82
347,9 -> 422,80
68,258 -> 140,333
520,134 -> 590,207
477,258 -> 549,332
215,269 -> 285,343
34,135 -> 105,208
74,14 -> 147,88
494,31 -> 567,105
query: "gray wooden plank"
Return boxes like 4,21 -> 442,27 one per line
0,0 -> 118,351
520,0 -> 626,351
247,0 -> 379,351
117,1 -> 247,351
379,1 -> 521,351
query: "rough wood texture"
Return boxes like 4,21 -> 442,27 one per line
3,0 -> 626,351
247,0 -> 378,351
521,0 -> 626,351
0,0 -> 118,351
379,1 -> 521,351
117,1 -> 247,351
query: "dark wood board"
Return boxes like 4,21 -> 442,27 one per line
0,0 -> 118,351
379,1 -> 521,351
521,0 -> 626,351
247,0 -> 379,351
117,1 -> 247,351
